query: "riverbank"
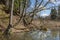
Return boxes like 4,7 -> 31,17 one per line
0,4 -> 60,33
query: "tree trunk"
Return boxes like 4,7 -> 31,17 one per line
4,24 -> 12,35
4,0 -> 14,35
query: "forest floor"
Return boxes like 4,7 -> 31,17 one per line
0,4 -> 60,34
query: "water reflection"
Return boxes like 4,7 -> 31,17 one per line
25,29 -> 60,40
28,30 -> 51,40
0,29 -> 60,40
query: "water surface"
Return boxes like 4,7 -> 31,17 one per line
0,30 -> 60,40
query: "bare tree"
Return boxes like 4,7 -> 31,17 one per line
4,0 -> 14,35
3,0 -> 57,35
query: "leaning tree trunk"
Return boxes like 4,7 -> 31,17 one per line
4,0 -> 14,35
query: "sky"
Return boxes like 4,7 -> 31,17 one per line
40,0 -> 60,17
30,0 -> 60,17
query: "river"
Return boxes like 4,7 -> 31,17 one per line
0,29 -> 60,40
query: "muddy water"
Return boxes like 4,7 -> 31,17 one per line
0,30 -> 60,40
